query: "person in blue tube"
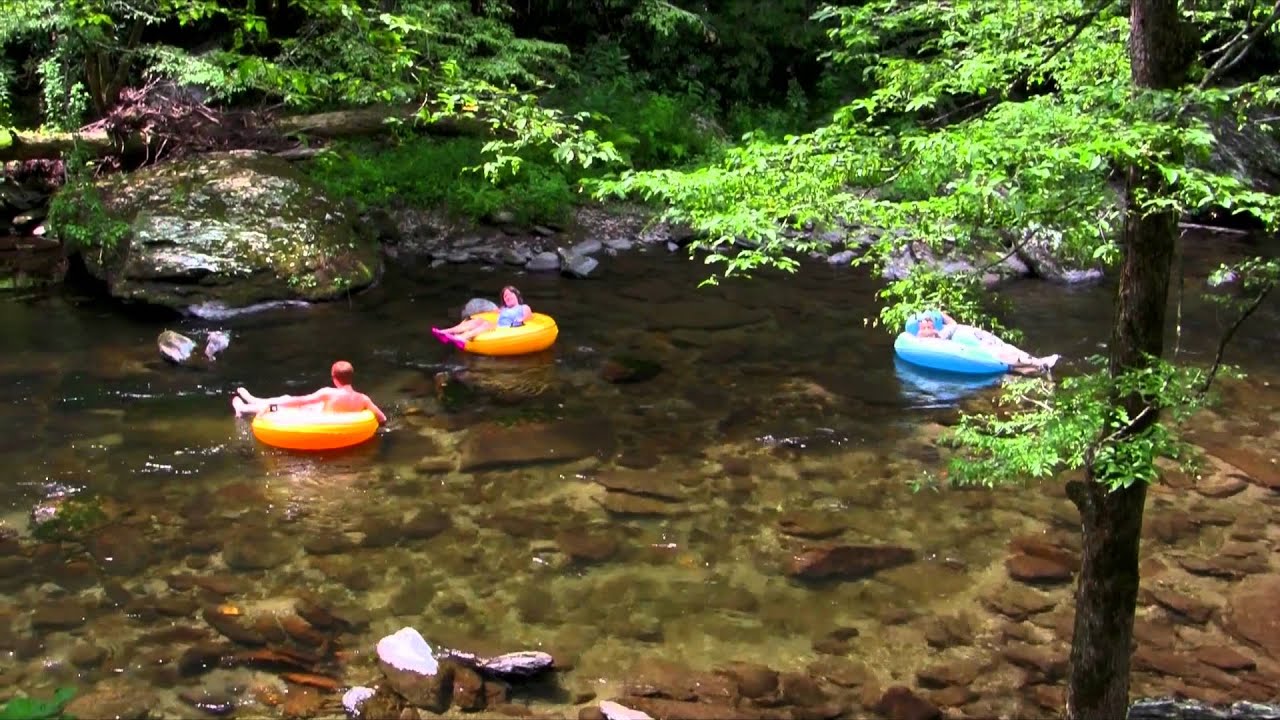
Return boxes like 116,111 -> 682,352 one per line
910,310 -> 1060,373
431,285 -> 532,349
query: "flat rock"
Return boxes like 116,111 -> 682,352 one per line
915,659 -> 979,689
1149,587 -> 1216,624
1196,645 -> 1257,672
31,600 -> 87,631
777,510 -> 848,539
981,584 -> 1057,620
1005,553 -> 1073,585
87,525 -> 154,576
64,682 -> 156,720
873,686 -> 942,720
716,662 -> 779,698
592,470 -> 685,501
1195,474 -> 1250,499
1007,534 -> 1079,570
786,544 -> 916,581
459,420 -> 615,472
597,492 -> 689,516
1196,437 -> 1280,490
1224,574 -> 1280,659
1004,642 -> 1068,680
622,658 -> 738,705
555,528 -> 620,563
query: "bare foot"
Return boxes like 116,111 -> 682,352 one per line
236,387 -> 256,402
232,397 -> 255,417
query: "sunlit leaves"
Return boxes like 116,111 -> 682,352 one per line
942,357 -> 1219,490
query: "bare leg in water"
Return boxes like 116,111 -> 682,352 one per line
231,388 -> 318,416
431,318 -> 496,348
963,328 -> 1060,373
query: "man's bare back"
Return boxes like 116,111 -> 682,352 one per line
231,361 -> 388,424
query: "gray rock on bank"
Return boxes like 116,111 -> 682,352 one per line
73,150 -> 381,314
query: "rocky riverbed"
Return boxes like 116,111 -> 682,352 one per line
1,245 -> 1279,719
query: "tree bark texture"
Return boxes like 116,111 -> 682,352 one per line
1065,1 -> 1188,719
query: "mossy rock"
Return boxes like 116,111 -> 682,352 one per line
72,150 -> 381,312
30,495 -> 109,542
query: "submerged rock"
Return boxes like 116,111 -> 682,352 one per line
1129,698 -> 1280,720
73,150 -> 380,313
341,686 -> 375,716
600,700 -> 656,720
158,330 -> 198,364
786,544 -> 917,581
203,330 -> 230,360
377,627 -> 452,711
475,650 -> 555,678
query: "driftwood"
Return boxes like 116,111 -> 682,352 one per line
0,103 -> 488,163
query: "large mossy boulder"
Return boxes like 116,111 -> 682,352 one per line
78,150 -> 380,312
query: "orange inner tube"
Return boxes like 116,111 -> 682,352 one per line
251,408 -> 379,451
463,311 -> 559,356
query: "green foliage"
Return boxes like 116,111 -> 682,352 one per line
30,496 -> 107,542
873,269 -> 1020,342
0,688 -> 77,720
591,0 -> 1280,294
46,156 -> 130,253
940,356 -> 1227,491
1,0 -> 580,128
306,137 -> 577,225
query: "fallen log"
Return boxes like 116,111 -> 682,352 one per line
0,105 -> 489,162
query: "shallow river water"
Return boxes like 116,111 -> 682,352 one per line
1,234 -> 1279,719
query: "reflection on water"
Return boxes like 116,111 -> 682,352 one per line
893,358 -> 1005,409
0,234 -> 1277,717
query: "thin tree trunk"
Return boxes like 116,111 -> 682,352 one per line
1064,0 -> 1187,718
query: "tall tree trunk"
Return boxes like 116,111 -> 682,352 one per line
1064,1 -> 1188,719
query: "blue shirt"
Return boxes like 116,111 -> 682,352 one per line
497,304 -> 528,327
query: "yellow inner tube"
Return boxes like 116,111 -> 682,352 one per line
464,311 -> 559,356
251,408 -> 379,451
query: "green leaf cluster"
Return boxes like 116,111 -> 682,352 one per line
939,358 -> 1227,492
306,136 -> 579,225
0,687 -> 77,720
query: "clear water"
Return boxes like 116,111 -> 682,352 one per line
0,234 -> 1276,717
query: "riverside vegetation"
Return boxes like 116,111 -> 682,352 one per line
4,1 -> 1280,719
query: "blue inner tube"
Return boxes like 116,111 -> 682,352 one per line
894,332 -> 1008,375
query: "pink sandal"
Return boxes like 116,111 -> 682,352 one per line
431,328 -> 451,344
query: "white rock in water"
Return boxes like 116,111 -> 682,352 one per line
376,627 -> 440,675
158,330 -> 198,364
204,330 -> 231,360
462,297 -> 499,319
600,700 -> 655,720
477,650 -> 555,677
341,686 -> 375,717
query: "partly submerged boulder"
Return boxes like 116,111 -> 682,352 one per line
74,150 -> 380,313
376,627 -> 452,712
